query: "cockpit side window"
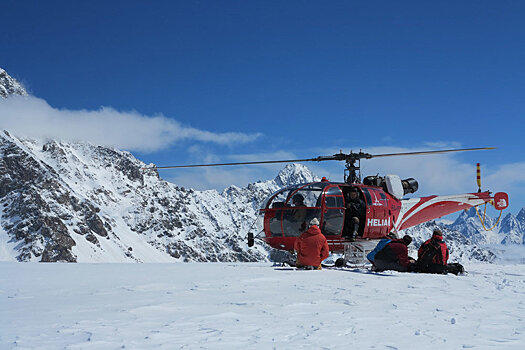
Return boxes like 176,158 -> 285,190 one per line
265,188 -> 289,209
285,184 -> 325,207
361,188 -> 373,205
324,186 -> 344,208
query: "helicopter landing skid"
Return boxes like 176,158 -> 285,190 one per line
339,240 -> 377,266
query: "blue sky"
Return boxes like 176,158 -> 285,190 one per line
1,1 -> 524,214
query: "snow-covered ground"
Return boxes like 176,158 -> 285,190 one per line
1,262 -> 525,349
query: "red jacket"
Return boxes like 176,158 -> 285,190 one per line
418,238 -> 449,266
294,225 -> 329,267
374,239 -> 412,267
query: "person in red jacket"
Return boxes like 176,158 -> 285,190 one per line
417,229 -> 449,274
294,217 -> 330,270
371,235 -> 416,272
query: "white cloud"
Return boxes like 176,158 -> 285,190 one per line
0,95 -> 261,152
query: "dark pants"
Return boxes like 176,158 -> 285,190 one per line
374,259 -> 409,272
418,263 -> 447,274
344,217 -> 360,237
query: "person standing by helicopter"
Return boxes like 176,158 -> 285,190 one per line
344,187 -> 366,239
294,218 -> 329,270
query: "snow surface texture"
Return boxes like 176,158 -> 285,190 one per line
2,262 -> 525,349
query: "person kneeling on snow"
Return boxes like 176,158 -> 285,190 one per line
368,235 -> 416,272
294,218 -> 329,270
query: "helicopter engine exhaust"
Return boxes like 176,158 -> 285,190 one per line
402,178 -> 418,195
363,175 -> 418,197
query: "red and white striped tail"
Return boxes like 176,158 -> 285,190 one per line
395,191 -> 503,231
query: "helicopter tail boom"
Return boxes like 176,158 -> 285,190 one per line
395,191 -> 508,231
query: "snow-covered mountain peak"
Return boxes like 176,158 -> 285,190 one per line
447,204 -> 525,245
451,206 -> 495,229
516,207 -> 525,222
0,132 -> 282,262
274,163 -> 319,187
0,68 -> 28,98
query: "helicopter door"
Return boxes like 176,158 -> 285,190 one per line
321,186 -> 344,236
362,188 -> 390,238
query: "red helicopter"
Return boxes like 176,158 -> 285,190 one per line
155,148 -> 509,261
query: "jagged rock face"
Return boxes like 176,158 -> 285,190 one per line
500,213 -> 524,245
0,132 -> 113,262
0,68 -> 27,98
0,131 -> 319,262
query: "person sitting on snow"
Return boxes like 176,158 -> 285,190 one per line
416,228 -> 450,274
369,234 -> 416,272
294,218 -> 329,270
367,232 -> 396,264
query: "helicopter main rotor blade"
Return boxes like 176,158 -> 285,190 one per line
153,156 -> 337,169
151,147 -> 495,169
370,147 -> 495,158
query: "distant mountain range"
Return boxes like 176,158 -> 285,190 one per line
1,68 -> 523,264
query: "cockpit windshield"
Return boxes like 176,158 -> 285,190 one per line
263,182 -> 331,237
263,182 -> 330,209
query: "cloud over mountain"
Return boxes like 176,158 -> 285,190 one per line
0,95 -> 261,152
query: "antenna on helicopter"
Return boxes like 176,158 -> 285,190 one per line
477,163 -> 482,193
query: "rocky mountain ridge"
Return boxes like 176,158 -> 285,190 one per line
0,68 -> 27,98
0,130 -> 321,262
448,205 -> 525,245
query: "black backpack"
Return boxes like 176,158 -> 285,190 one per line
418,240 -> 442,269
446,263 -> 465,275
